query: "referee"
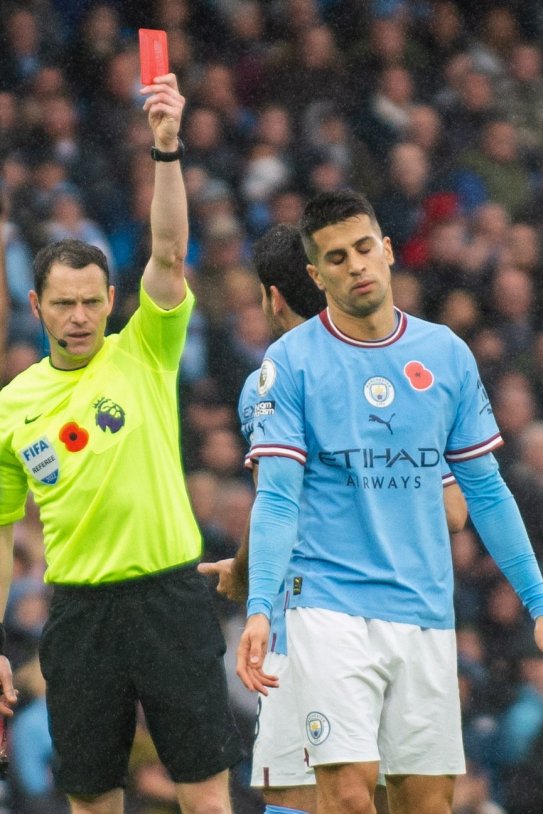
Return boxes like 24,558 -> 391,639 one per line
0,73 -> 242,814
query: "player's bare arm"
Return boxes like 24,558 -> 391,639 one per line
197,558 -> 236,597
198,516 -> 249,603
140,73 -> 188,310
198,481 -> 252,602
198,541 -> 248,603
0,524 -> 18,715
444,483 -> 468,533
535,616 -> 543,652
226,468 -> 257,601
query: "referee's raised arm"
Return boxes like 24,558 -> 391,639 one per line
140,72 -> 188,311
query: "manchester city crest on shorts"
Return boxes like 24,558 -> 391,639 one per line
364,376 -> 395,408
306,711 -> 331,745
20,437 -> 59,485
258,359 -> 276,395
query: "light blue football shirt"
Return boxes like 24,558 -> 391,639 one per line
240,347 -> 463,650
248,308 -> 503,630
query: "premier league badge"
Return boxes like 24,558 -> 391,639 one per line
258,359 -> 277,395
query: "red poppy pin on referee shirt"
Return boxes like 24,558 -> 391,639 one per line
59,422 -> 89,452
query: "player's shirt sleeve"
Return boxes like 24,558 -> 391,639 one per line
238,370 -> 260,470
0,396 -> 28,524
119,282 -> 195,371
247,455 -> 304,618
441,457 -> 456,487
452,454 -> 543,620
248,343 -> 307,465
445,339 -> 503,462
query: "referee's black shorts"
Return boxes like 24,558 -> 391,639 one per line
39,564 -> 244,797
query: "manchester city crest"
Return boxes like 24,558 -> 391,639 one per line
364,376 -> 395,408
306,711 -> 331,745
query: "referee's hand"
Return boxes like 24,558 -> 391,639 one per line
236,613 -> 279,695
0,656 -> 17,716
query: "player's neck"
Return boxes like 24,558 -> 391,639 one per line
328,302 -> 397,342
283,312 -> 306,332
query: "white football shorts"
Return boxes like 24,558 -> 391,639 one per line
251,651 -> 316,788
287,607 -> 466,776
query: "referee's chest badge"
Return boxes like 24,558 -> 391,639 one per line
20,437 -> 59,485
364,376 -> 395,408
306,711 -> 331,745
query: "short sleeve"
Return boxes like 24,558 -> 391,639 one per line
118,283 -> 195,371
445,340 -> 503,463
249,341 -> 307,466
0,428 -> 28,525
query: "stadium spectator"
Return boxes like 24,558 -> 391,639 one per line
506,421 -> 543,562
375,141 -> 432,252
441,69 -> 497,158
492,370 -> 539,479
437,289 -> 480,342
497,41 -> 543,162
353,64 -> 417,165
455,119 -> 533,219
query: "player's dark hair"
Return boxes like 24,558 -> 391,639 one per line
253,224 -> 326,319
300,189 -> 381,262
34,239 -> 110,298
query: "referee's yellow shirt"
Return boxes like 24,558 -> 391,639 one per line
0,284 -> 202,584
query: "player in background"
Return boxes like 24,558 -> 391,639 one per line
237,190 -> 543,814
200,223 -> 468,814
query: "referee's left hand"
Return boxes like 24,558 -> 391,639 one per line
236,614 -> 279,695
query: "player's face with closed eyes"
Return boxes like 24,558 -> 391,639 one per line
307,214 -> 394,320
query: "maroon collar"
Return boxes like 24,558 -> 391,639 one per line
318,307 -> 407,348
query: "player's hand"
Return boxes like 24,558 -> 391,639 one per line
0,656 -> 18,717
534,616 -> 543,652
236,613 -> 279,695
198,559 -> 235,596
198,559 -> 248,603
140,73 -> 184,148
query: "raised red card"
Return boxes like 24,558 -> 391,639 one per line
139,28 -> 169,85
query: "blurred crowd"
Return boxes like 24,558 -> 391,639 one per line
3,0 -> 543,812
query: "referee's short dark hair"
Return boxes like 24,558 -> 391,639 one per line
34,239 -> 110,298
300,189 -> 382,263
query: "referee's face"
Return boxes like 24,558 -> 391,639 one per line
30,261 -> 115,370
307,214 -> 395,325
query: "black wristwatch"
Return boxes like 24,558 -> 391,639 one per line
150,137 -> 185,162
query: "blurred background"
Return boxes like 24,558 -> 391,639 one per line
2,0 -> 543,812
